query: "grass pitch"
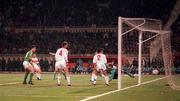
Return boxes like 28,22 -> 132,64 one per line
0,73 -> 179,101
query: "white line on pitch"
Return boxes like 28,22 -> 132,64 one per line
0,82 -> 20,86
6,94 -> 88,98
80,76 -> 167,101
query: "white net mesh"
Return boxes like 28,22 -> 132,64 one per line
161,31 -> 180,90
119,17 -> 173,89
122,18 -> 162,32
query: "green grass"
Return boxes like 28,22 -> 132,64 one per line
0,73 -> 179,101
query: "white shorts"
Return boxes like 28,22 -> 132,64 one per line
55,60 -> 66,70
23,61 -> 30,69
96,62 -> 107,71
32,63 -> 40,70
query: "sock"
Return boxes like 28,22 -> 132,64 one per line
28,73 -> 34,83
93,75 -> 97,84
57,73 -> 61,84
91,73 -> 96,81
23,72 -> 29,83
38,73 -> 41,79
37,73 -> 41,79
67,76 -> 71,85
105,76 -> 109,85
36,73 -> 39,78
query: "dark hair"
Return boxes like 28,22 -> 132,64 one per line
97,48 -> 103,53
61,41 -> 68,47
31,45 -> 37,49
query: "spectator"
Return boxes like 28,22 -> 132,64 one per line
1,57 -> 6,71
43,58 -> 49,72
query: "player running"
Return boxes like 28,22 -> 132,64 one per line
92,48 -> 109,86
55,41 -> 71,86
31,54 -> 42,80
22,45 -> 37,85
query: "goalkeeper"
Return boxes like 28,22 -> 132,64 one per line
107,61 -> 134,82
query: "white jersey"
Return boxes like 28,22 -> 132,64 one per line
31,57 -> 39,64
55,48 -> 68,62
93,53 -> 107,64
93,53 -> 107,71
31,57 -> 40,70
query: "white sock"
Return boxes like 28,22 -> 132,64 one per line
36,73 -> 38,78
91,73 -> 97,81
38,73 -> 41,79
93,75 -> 97,84
67,76 -> 71,85
57,73 -> 61,84
105,76 -> 109,84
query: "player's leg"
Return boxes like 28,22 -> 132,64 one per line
90,68 -> 97,82
38,68 -> 42,80
99,69 -> 105,78
62,69 -> 67,80
91,69 -> 98,85
57,68 -> 62,86
35,64 -> 42,80
53,71 -> 57,80
22,61 -> 30,84
23,70 -> 29,84
28,64 -> 35,85
64,67 -> 71,86
102,68 -> 109,86
122,69 -> 135,78
109,68 -> 116,82
36,68 -> 41,80
33,64 -> 40,80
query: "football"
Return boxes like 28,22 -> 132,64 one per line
152,69 -> 159,75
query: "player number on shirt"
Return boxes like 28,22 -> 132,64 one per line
97,55 -> 101,61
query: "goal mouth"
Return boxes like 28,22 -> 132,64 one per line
118,17 -> 176,90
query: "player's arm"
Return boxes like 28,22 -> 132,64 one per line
93,56 -> 97,69
64,50 -> 68,63
63,49 -> 69,69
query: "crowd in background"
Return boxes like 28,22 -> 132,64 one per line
0,31 -> 158,55
0,57 -> 51,72
0,56 -> 180,74
0,0 -> 179,73
0,0 -> 175,27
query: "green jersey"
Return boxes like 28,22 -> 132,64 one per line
24,50 -> 33,62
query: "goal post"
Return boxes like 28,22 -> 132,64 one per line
118,17 -> 172,90
118,17 -> 122,90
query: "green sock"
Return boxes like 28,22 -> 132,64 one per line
23,72 -> 29,83
28,73 -> 34,83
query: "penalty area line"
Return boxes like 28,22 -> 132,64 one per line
0,82 -> 20,86
80,76 -> 167,101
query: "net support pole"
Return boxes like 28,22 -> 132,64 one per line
138,31 -> 143,85
118,17 -> 122,90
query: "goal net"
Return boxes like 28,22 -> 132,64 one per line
118,17 -> 173,90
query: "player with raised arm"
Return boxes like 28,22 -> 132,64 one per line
22,45 -> 37,85
49,52 -> 67,80
55,41 -> 71,86
92,48 -> 109,86
31,54 -> 42,80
